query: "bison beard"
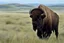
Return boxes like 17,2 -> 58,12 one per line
34,16 -> 52,39
29,5 -> 59,39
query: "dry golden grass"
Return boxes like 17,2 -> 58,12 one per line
0,12 -> 64,43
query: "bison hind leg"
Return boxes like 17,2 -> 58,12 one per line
55,27 -> 58,38
54,25 -> 58,38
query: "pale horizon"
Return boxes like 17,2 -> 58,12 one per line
0,0 -> 64,5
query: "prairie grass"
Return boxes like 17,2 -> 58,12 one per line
0,12 -> 64,43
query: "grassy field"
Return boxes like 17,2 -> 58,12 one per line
0,11 -> 64,43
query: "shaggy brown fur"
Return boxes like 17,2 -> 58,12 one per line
29,4 -> 59,39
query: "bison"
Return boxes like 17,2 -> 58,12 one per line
29,5 -> 59,39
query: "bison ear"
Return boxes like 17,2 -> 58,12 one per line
29,9 -> 33,18
41,13 -> 46,18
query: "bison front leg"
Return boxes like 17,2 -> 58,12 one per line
53,23 -> 59,38
37,30 -> 42,39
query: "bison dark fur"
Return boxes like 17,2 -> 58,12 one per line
29,5 -> 59,39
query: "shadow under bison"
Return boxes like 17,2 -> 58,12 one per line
29,5 -> 59,39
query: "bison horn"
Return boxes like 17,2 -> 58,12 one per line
41,13 -> 46,18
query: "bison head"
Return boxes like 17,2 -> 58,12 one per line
30,8 -> 45,20
29,8 -> 46,31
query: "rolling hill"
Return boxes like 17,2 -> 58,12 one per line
0,3 -> 35,12
0,3 -> 64,12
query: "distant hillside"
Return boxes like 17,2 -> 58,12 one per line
0,3 -> 35,12
0,3 -> 34,8
0,3 -> 64,8
49,4 -> 64,7
7,3 -> 34,7
0,3 -> 64,12
0,4 -> 13,8
27,3 -> 40,7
